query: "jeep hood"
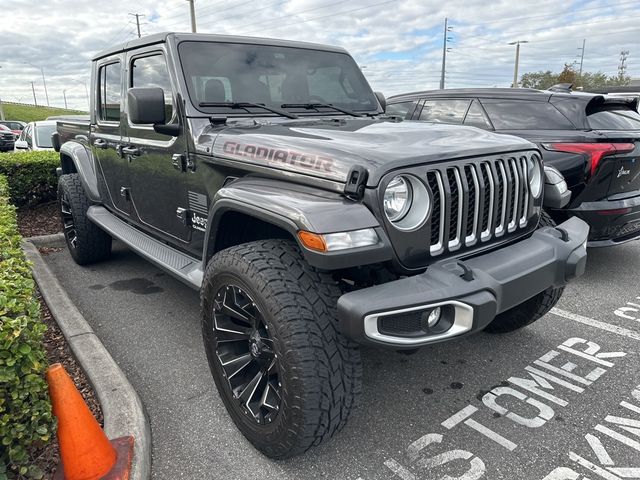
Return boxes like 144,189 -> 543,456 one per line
197,118 -> 535,186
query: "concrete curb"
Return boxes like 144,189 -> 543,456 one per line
26,232 -> 65,247
23,239 -> 152,480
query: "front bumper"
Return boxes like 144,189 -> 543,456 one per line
0,139 -> 14,151
337,217 -> 589,348
568,193 -> 640,247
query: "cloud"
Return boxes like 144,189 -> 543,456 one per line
0,0 -> 637,110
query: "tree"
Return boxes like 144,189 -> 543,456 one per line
557,64 -> 577,85
520,65 -> 631,90
520,70 -> 558,89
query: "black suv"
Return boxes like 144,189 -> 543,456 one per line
387,89 -> 640,246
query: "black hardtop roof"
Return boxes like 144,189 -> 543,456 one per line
93,32 -> 349,61
386,87 -> 605,104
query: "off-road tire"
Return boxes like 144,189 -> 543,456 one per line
201,239 -> 362,459
484,211 -> 564,333
58,174 -> 112,265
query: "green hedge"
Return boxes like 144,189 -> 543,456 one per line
0,152 -> 59,207
0,174 -> 55,479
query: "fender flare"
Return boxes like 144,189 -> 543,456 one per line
59,141 -> 101,203
202,177 -> 393,270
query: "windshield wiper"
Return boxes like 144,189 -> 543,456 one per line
198,101 -> 298,119
280,103 -> 362,117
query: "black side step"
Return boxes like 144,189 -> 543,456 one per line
87,206 -> 203,289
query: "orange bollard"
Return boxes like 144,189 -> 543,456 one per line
47,363 -> 133,480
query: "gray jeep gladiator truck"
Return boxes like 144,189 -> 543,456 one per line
54,32 -> 589,458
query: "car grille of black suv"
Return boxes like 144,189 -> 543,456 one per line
426,156 -> 535,256
379,153 -> 541,269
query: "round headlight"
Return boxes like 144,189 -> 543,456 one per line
527,155 -> 543,198
383,175 -> 430,231
384,176 -> 412,222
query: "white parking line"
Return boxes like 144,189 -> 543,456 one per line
551,308 -> 640,342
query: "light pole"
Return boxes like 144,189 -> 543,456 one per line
509,40 -> 528,88
24,62 -> 49,106
577,39 -> 586,79
31,81 -> 38,106
439,18 -> 453,90
187,0 -> 197,33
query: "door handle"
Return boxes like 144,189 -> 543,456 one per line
93,138 -> 108,149
121,146 -> 141,156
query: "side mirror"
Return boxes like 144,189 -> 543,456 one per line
374,91 -> 386,112
128,87 -> 166,125
51,131 -> 61,152
14,140 -> 29,150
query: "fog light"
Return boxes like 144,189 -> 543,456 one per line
424,307 -> 442,328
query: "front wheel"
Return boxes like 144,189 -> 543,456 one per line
484,211 -> 564,333
201,239 -> 362,458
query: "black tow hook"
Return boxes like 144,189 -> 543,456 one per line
555,227 -> 570,242
457,262 -> 475,282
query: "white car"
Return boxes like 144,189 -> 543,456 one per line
14,120 -> 57,151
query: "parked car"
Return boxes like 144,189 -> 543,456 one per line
55,32 -> 588,458
14,120 -> 57,151
387,88 -> 640,246
0,124 -> 15,152
0,120 -> 26,137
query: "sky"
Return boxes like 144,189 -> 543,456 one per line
0,0 -> 637,111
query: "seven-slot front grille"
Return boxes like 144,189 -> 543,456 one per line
427,156 -> 533,256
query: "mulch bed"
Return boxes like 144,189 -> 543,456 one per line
27,294 -> 104,479
15,205 -> 102,479
17,201 -> 62,238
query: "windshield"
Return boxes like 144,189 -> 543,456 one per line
178,41 -> 379,115
35,124 -> 56,147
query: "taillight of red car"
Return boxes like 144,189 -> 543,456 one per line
542,142 -> 636,177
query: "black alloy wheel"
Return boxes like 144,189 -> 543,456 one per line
59,190 -> 78,250
212,284 -> 281,425
57,174 -> 111,265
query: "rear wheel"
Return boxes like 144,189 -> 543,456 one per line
484,211 -> 564,333
201,239 -> 362,458
58,174 -> 112,265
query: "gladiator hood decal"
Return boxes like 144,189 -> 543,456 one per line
208,118 -> 535,186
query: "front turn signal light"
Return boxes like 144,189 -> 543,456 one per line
298,228 -> 378,252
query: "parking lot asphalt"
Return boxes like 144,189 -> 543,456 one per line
43,239 -> 640,480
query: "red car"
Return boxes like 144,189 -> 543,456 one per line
0,120 -> 26,137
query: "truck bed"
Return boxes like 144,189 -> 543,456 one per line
56,118 -> 90,146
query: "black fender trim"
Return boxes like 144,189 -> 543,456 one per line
202,177 -> 394,270
59,141 -> 101,203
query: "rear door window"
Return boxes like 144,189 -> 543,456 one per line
587,108 -> 640,130
418,99 -> 471,124
35,124 -> 56,148
98,62 -> 121,122
480,99 -> 574,130
386,101 -> 419,119
463,100 -> 492,129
